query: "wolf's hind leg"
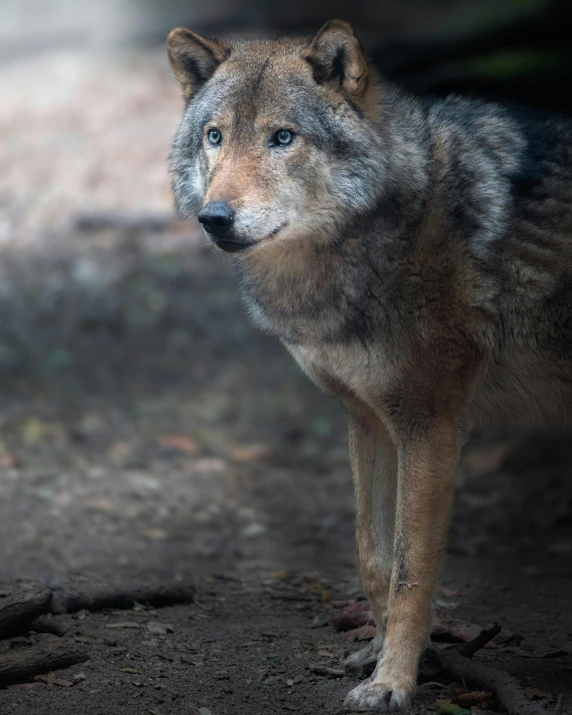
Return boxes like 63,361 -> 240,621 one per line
343,405 -> 397,673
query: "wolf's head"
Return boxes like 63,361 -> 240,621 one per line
168,20 -> 387,253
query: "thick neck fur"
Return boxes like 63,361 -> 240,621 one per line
233,85 -> 510,347
225,77 -> 572,355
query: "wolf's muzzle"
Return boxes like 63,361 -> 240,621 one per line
197,201 -> 256,253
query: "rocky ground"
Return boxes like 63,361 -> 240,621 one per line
0,47 -> 570,715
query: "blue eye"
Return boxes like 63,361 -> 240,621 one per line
273,129 -> 294,146
208,129 -> 222,145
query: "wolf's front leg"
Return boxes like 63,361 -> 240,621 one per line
344,405 -> 398,674
344,416 -> 461,713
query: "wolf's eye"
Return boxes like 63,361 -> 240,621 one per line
207,129 -> 222,146
272,129 -> 294,147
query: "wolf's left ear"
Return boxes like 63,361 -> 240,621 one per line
302,20 -> 369,100
167,28 -> 230,99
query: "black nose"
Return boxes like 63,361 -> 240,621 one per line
197,201 -> 235,236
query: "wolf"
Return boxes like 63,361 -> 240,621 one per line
167,19 -> 572,712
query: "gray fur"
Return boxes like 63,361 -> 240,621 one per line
168,20 -> 572,712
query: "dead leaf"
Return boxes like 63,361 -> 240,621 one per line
344,625 -> 378,642
330,602 -> 374,632
451,686 -> 490,707
7,683 -> 42,690
146,621 -> 173,635
105,621 -> 140,629
51,678 -> 73,687
143,529 -> 168,540
524,687 -> 555,701
229,443 -> 272,462
158,434 -> 198,455
121,667 -> 141,674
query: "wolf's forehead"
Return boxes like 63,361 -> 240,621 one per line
206,46 -> 314,116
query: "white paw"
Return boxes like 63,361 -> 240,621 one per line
343,677 -> 412,713
343,635 -> 383,673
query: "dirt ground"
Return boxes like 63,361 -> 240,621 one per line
0,48 -> 571,715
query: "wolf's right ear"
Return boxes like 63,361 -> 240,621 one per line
167,28 -> 230,100
302,20 -> 370,101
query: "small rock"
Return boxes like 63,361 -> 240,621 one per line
199,709 -> 212,715
241,523 -> 267,538
146,621 -> 174,635
52,678 -> 73,687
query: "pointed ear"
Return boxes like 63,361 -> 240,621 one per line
302,20 -> 370,100
167,28 -> 230,99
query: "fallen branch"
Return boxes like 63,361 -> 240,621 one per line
28,617 -> 67,637
426,624 -> 547,715
50,580 -> 195,614
0,640 -> 88,687
458,623 -> 501,658
0,590 -> 53,640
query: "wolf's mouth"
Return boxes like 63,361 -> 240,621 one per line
213,223 -> 288,254
214,238 -> 258,253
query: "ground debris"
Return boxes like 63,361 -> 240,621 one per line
0,588 -> 53,640
50,580 -> 195,615
330,602 -> 374,632
0,639 -> 89,687
307,663 -> 345,678
426,623 -> 548,715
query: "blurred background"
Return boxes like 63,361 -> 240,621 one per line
0,1 -> 571,713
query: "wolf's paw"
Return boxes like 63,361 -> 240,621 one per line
343,677 -> 412,713
343,636 -> 382,674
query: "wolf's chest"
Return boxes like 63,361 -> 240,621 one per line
286,341 -> 395,404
